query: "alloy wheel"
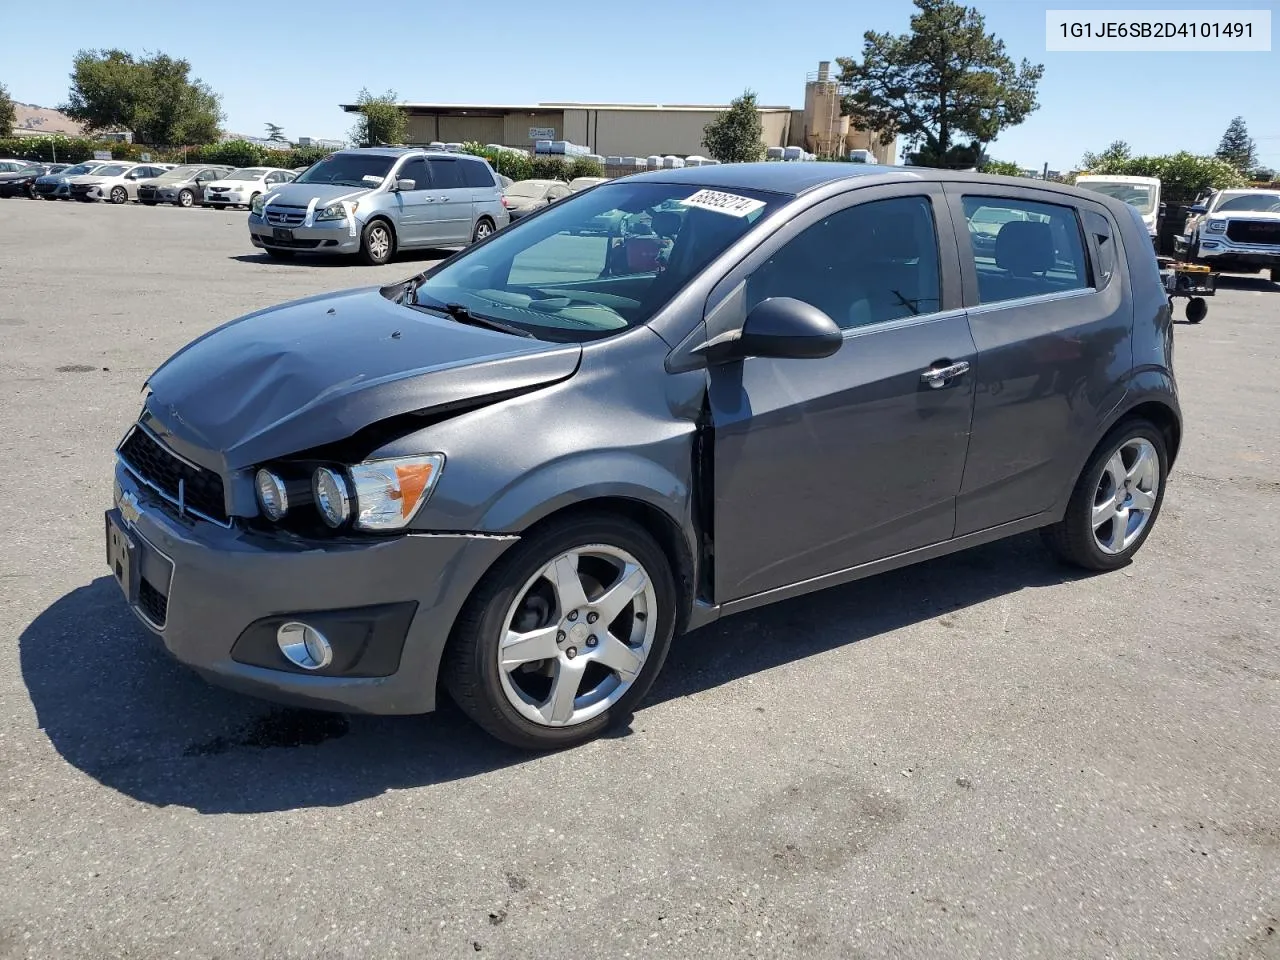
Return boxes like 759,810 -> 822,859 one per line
110,186 -> 127,204
1092,438 -> 1160,555
474,220 -> 493,241
497,545 -> 658,727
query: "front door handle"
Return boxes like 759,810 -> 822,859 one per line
920,360 -> 970,388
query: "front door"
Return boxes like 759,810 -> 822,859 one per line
390,158 -> 434,247
943,186 -> 1131,536
424,158 -> 475,244
708,186 -> 977,603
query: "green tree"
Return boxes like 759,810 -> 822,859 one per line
702,90 -> 765,164
265,122 -> 286,141
837,0 -> 1043,166
349,88 -> 406,147
1215,116 -> 1257,173
62,50 -> 222,145
0,82 -> 14,138
1081,139 -> 1131,170
1076,148 -> 1245,200
981,159 -> 1023,177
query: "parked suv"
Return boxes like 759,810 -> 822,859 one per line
247,148 -> 510,264
1175,187 -> 1280,281
108,164 -> 1179,749
138,164 -> 234,207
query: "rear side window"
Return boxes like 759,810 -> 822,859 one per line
461,159 -> 497,188
1082,209 -> 1116,288
961,196 -> 1089,305
427,159 -> 466,189
744,195 -> 942,329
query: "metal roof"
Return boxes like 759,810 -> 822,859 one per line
625,162 -> 916,194
338,101 -> 795,114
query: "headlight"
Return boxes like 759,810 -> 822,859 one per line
1206,219 -> 1227,233
251,194 -> 265,215
313,467 -> 352,528
347,455 -> 445,531
255,469 -> 289,520
315,201 -> 357,221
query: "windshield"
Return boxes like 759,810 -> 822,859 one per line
1076,181 -> 1157,215
294,153 -> 395,187
507,182 -> 553,199
93,164 -> 131,177
411,181 -> 785,342
59,164 -> 95,177
225,167 -> 268,180
157,165 -> 203,180
1216,193 -> 1280,213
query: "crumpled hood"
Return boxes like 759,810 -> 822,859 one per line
261,182 -> 376,207
142,287 -> 582,471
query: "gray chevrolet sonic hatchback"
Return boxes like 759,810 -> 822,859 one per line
108,163 -> 1180,749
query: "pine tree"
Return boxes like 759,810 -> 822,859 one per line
1215,117 -> 1257,173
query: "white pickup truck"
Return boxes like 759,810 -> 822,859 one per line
1174,188 -> 1280,281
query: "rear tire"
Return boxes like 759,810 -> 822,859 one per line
1040,419 -> 1168,572
444,514 -> 678,750
359,219 -> 394,266
471,217 -> 496,243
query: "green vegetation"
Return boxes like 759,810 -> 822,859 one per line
981,159 -> 1023,177
1215,116 -> 1257,174
459,142 -> 605,182
1079,144 -> 1247,200
0,83 -> 14,138
838,0 -> 1043,167
349,89 -> 407,148
62,50 -> 222,145
701,90 -> 766,164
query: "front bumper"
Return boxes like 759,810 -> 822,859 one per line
73,184 -> 105,201
205,190 -> 250,205
109,462 -> 516,714
248,212 -> 364,254
1193,234 -> 1280,267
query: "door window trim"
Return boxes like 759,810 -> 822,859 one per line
702,182 -> 962,338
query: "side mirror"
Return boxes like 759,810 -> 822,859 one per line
395,178 -> 416,191
1188,203 -> 1207,214
695,297 -> 843,364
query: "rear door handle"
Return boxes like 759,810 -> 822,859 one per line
920,360 -> 970,388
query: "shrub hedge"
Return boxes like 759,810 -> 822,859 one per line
457,141 -> 605,182
0,135 -> 338,169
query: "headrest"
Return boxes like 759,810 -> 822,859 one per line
995,221 -> 1055,276
651,211 -> 682,237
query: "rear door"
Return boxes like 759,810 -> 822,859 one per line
706,184 -> 977,602
944,185 -> 1131,536
425,158 -> 473,243
460,157 -> 501,228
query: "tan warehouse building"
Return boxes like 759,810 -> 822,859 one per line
338,63 -> 896,163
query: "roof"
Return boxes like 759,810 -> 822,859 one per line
338,101 -> 794,115
625,162 -> 916,194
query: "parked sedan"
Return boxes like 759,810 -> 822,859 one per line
0,162 -> 70,198
203,167 -> 296,208
0,159 -> 29,173
106,163 -> 1179,749
504,179 -> 572,221
138,164 -> 234,207
568,176 -> 609,193
33,161 -> 112,200
69,163 -> 172,203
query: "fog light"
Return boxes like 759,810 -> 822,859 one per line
255,469 -> 289,520
276,621 -> 333,670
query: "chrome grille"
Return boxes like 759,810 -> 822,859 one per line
265,206 -> 307,226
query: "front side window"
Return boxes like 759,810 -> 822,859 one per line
962,196 -> 1089,305
294,154 -> 395,188
411,181 -> 785,342
745,195 -> 942,329
396,158 -> 428,190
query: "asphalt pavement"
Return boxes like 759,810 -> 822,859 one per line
0,198 -> 1277,960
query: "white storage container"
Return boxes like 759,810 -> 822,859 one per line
766,146 -> 785,161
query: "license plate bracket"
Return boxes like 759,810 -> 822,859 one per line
273,227 -> 294,242
105,510 -> 138,604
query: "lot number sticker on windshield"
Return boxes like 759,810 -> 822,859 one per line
678,189 -> 766,217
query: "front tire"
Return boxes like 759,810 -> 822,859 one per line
359,219 -> 394,266
109,186 -> 128,205
444,514 -> 678,750
1041,419 -> 1168,572
178,189 -> 194,208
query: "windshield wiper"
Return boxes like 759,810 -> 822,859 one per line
412,298 -> 536,339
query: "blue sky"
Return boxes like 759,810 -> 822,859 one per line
2,0 -> 1276,170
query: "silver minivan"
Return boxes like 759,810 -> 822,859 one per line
248,147 -> 510,264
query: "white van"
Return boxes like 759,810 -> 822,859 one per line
1075,174 -> 1161,242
